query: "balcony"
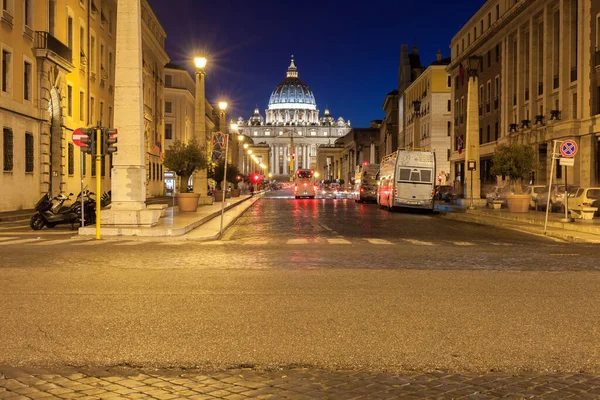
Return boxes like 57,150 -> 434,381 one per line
34,31 -> 73,72
1,9 -> 13,28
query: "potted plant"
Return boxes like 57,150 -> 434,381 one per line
490,143 -> 537,213
162,139 -> 208,212
210,160 -> 240,201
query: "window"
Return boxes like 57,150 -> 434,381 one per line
79,25 -> 85,64
68,143 -> 74,175
79,91 -> 84,121
494,76 -> 499,109
108,52 -> 112,81
108,106 -> 112,127
165,101 -> 172,113
165,74 -> 172,87
3,127 -> 13,171
494,122 -> 499,141
487,51 -> 491,68
2,48 -> 12,93
25,132 -> 34,172
479,128 -> 483,144
90,96 -> 95,124
447,121 -> 451,136
486,125 -> 491,142
165,123 -> 172,139
447,75 -> 451,87
488,12 -> 491,28
67,15 -> 73,49
99,101 -> 104,125
24,0 -> 32,27
486,81 -> 491,112
447,100 -> 451,112
67,85 -> 73,117
467,33 -> 471,47
90,33 -> 96,74
474,26 -> 477,40
23,60 -> 31,101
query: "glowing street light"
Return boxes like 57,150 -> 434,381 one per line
194,57 -> 207,69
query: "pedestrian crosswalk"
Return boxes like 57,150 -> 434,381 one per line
0,235 -> 526,248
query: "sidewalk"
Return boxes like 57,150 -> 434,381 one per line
440,204 -> 600,243
78,194 -> 260,240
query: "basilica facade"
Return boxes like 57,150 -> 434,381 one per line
237,58 -> 351,177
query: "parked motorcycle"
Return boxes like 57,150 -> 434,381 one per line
30,193 -> 79,230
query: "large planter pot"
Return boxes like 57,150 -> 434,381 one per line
213,190 -> 230,201
231,189 -> 241,197
175,193 -> 200,212
506,194 -> 531,213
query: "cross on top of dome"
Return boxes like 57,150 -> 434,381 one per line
287,56 -> 298,78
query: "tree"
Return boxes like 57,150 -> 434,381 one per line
162,139 -> 208,193
209,160 -> 240,189
490,143 -> 537,194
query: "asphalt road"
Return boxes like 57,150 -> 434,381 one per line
1,188 -> 599,375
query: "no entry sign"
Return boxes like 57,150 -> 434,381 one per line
72,128 -> 88,147
559,139 -> 578,158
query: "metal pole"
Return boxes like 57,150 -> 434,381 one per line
544,140 -> 559,234
564,165 -> 568,220
80,149 -> 85,227
470,169 -> 474,209
95,127 -> 102,239
219,132 -> 229,236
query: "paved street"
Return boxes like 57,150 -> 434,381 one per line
1,188 -> 600,398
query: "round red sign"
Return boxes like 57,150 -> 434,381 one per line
72,128 -> 88,147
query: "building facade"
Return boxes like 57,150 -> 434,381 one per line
0,0 -> 167,212
449,0 -> 600,195
404,52 -> 452,183
237,58 -> 351,178
164,63 -> 195,147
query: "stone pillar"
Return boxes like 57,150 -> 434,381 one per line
464,75 -> 481,202
193,64 -> 212,204
275,145 -> 279,175
283,147 -> 288,175
101,0 -> 160,227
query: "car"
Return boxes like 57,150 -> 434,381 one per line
320,185 -> 335,199
523,184 -> 546,209
435,185 -> 457,203
568,187 -> 600,218
485,185 -> 512,207
535,184 -> 579,212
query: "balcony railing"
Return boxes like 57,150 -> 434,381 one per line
35,31 -> 72,63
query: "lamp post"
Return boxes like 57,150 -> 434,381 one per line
218,101 -> 228,236
463,54 -> 482,205
412,100 -> 422,151
193,56 -> 211,204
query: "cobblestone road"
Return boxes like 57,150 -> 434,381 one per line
2,367 -> 600,399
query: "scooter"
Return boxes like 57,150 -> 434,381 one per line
30,193 -> 79,230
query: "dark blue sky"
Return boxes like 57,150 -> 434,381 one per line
147,0 -> 486,128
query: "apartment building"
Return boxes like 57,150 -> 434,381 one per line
449,0 -> 600,192
404,51 -> 452,182
0,0 -> 167,212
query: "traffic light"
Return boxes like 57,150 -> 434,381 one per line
253,174 -> 260,183
80,128 -> 96,155
103,128 -> 118,155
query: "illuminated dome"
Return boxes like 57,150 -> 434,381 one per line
268,57 -> 316,110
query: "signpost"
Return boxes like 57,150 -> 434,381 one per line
72,128 -> 88,228
467,160 -> 476,210
559,140 -> 577,223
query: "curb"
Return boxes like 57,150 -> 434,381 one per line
0,213 -> 32,223
438,212 -> 600,243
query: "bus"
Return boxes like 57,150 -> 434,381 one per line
294,169 -> 317,199
353,163 -> 380,203
377,150 -> 436,211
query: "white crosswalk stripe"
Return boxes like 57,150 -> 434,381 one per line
366,238 -> 393,245
327,238 -> 351,244
0,238 -> 41,245
403,239 -> 434,246
32,239 -> 78,246
452,241 -> 474,246
287,238 -> 309,244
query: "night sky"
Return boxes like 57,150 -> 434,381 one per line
147,0 -> 486,128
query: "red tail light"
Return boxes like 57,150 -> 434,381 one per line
360,188 -> 364,192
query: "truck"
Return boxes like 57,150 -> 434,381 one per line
377,150 -> 436,211
353,163 -> 380,203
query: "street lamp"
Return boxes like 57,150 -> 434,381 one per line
218,101 -> 229,237
462,54 -> 482,206
193,56 -> 210,203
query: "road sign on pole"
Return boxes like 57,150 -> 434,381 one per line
559,139 -> 578,157
72,128 -> 88,147
559,157 -> 575,166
